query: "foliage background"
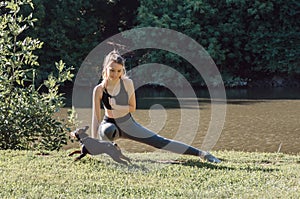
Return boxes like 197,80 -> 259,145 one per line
136,0 -> 299,87
23,0 -> 299,88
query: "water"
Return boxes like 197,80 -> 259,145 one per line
64,87 -> 300,154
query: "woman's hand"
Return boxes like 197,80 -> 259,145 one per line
109,97 -> 129,112
109,97 -> 117,109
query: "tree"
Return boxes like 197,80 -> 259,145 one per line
25,0 -> 139,85
136,0 -> 300,87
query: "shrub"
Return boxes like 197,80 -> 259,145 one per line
0,0 -> 74,150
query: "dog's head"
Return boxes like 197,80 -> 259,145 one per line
70,126 -> 89,140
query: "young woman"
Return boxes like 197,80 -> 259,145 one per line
91,50 -> 221,163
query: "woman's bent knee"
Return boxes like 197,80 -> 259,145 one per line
99,123 -> 119,141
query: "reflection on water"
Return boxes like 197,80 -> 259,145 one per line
225,87 -> 300,99
137,86 -> 300,100
69,85 -> 300,108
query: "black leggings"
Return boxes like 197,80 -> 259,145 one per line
98,114 -> 202,156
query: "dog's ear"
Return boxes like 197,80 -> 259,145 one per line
77,126 -> 89,134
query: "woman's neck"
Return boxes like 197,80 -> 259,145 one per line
105,78 -> 121,96
107,78 -> 120,86
105,79 -> 121,91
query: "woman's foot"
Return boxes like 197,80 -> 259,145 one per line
200,151 -> 221,163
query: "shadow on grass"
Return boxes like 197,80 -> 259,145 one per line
184,158 -> 280,172
74,155 -> 279,173
129,158 -> 234,170
130,158 -> 279,173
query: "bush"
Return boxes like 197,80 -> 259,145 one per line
0,0 -> 74,150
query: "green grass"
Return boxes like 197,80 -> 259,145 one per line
1,150 -> 299,199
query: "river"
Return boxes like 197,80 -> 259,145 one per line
61,87 -> 300,154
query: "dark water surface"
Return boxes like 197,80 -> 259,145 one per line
136,87 -> 300,100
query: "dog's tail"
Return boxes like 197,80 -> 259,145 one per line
68,150 -> 81,156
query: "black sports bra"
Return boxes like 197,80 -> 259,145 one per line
102,80 -> 128,110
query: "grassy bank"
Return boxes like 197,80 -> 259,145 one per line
1,150 -> 299,198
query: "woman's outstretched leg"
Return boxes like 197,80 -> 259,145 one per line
118,117 -> 221,163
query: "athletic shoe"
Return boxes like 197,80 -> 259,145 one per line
200,151 -> 221,163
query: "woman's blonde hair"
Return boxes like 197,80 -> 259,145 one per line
101,50 -> 127,81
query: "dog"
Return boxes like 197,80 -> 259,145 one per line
68,126 -> 131,165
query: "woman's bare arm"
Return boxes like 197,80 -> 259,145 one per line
91,85 -> 103,138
